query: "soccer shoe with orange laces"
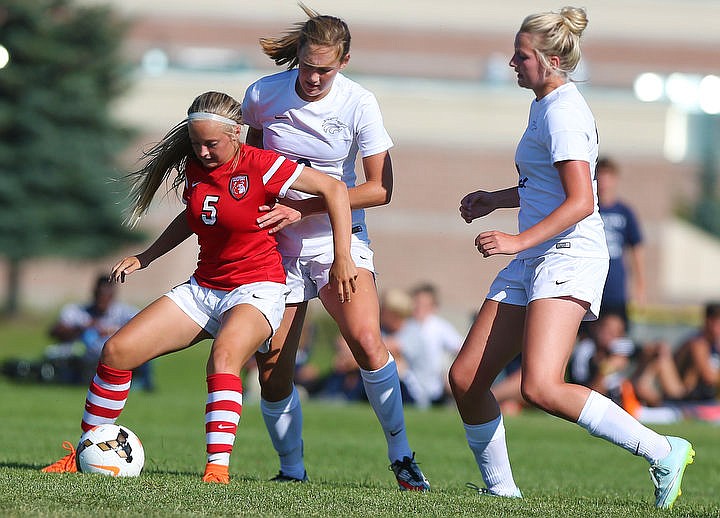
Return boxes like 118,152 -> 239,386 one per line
202,463 -> 230,484
41,441 -> 78,473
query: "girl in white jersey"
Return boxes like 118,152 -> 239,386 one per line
241,4 -> 429,491
449,7 -> 693,509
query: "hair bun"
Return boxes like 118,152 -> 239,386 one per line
559,6 -> 588,36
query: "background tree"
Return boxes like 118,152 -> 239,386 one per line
689,114 -> 720,237
0,0 -> 142,316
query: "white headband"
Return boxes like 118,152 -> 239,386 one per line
187,112 -> 238,126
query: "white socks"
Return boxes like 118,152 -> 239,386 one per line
261,354 -> 413,474
577,390 -> 671,463
464,415 -> 522,497
360,353 -> 413,462
463,390 -> 673,497
260,385 -> 305,479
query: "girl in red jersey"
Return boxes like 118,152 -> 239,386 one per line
41,91 -> 356,484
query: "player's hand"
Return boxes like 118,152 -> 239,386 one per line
460,190 -> 496,223
329,255 -> 358,303
475,230 -> 521,257
257,203 -> 302,234
110,256 -> 142,283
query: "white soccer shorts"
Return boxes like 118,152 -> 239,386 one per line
164,277 -> 290,352
487,253 -> 608,321
283,241 -> 375,304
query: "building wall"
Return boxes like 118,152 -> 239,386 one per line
4,1 -> 719,323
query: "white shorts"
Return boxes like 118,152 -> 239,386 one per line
283,241 -> 375,304
164,277 -> 290,353
487,254 -> 608,321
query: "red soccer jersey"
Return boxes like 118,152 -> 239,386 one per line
183,145 -> 303,291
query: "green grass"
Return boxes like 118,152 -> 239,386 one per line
1,317 -> 719,517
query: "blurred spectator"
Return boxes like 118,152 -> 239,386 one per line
597,156 -> 646,326
379,288 -> 413,374
568,310 -> 636,403
629,302 -> 720,408
47,274 -> 153,390
674,302 -> 720,400
311,334 -> 365,401
395,283 -> 463,408
380,288 -> 413,337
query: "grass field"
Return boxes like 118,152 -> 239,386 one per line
1,316 -> 719,517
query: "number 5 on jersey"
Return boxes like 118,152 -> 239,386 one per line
201,195 -> 219,225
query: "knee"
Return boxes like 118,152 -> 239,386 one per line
520,377 -> 551,411
448,359 -> 479,400
99,335 -> 128,369
344,328 -> 386,370
207,347 -> 235,375
259,377 -> 294,401
257,362 -> 294,401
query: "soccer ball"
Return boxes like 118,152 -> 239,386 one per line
76,424 -> 145,477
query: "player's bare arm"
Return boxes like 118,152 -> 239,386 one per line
111,211 -> 192,282
258,151 -> 392,234
473,161 -> 594,257
288,167 -> 357,302
460,186 -> 519,223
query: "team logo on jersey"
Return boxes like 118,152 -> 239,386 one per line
322,117 -> 348,135
229,175 -> 249,200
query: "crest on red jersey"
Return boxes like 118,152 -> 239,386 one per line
229,175 -> 249,200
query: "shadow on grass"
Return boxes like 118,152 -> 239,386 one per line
1,461 -> 46,471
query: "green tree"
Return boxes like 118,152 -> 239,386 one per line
0,0 -> 141,315
690,114 -> 720,237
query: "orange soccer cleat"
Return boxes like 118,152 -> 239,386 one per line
202,463 -> 230,484
41,441 -> 78,473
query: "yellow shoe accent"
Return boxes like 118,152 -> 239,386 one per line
650,437 -> 695,509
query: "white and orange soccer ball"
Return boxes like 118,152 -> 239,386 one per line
76,424 -> 145,477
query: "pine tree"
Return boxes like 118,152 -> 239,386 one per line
0,0 -> 141,315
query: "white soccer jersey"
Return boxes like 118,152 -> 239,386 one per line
242,69 -> 393,257
514,82 -> 608,259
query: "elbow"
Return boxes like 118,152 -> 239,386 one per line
333,181 -> 350,203
381,185 -> 392,205
376,179 -> 393,206
575,199 -> 594,221
359,184 -> 391,208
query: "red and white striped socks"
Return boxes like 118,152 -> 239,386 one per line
80,366 -> 243,469
205,373 -> 243,466
81,362 -> 132,432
